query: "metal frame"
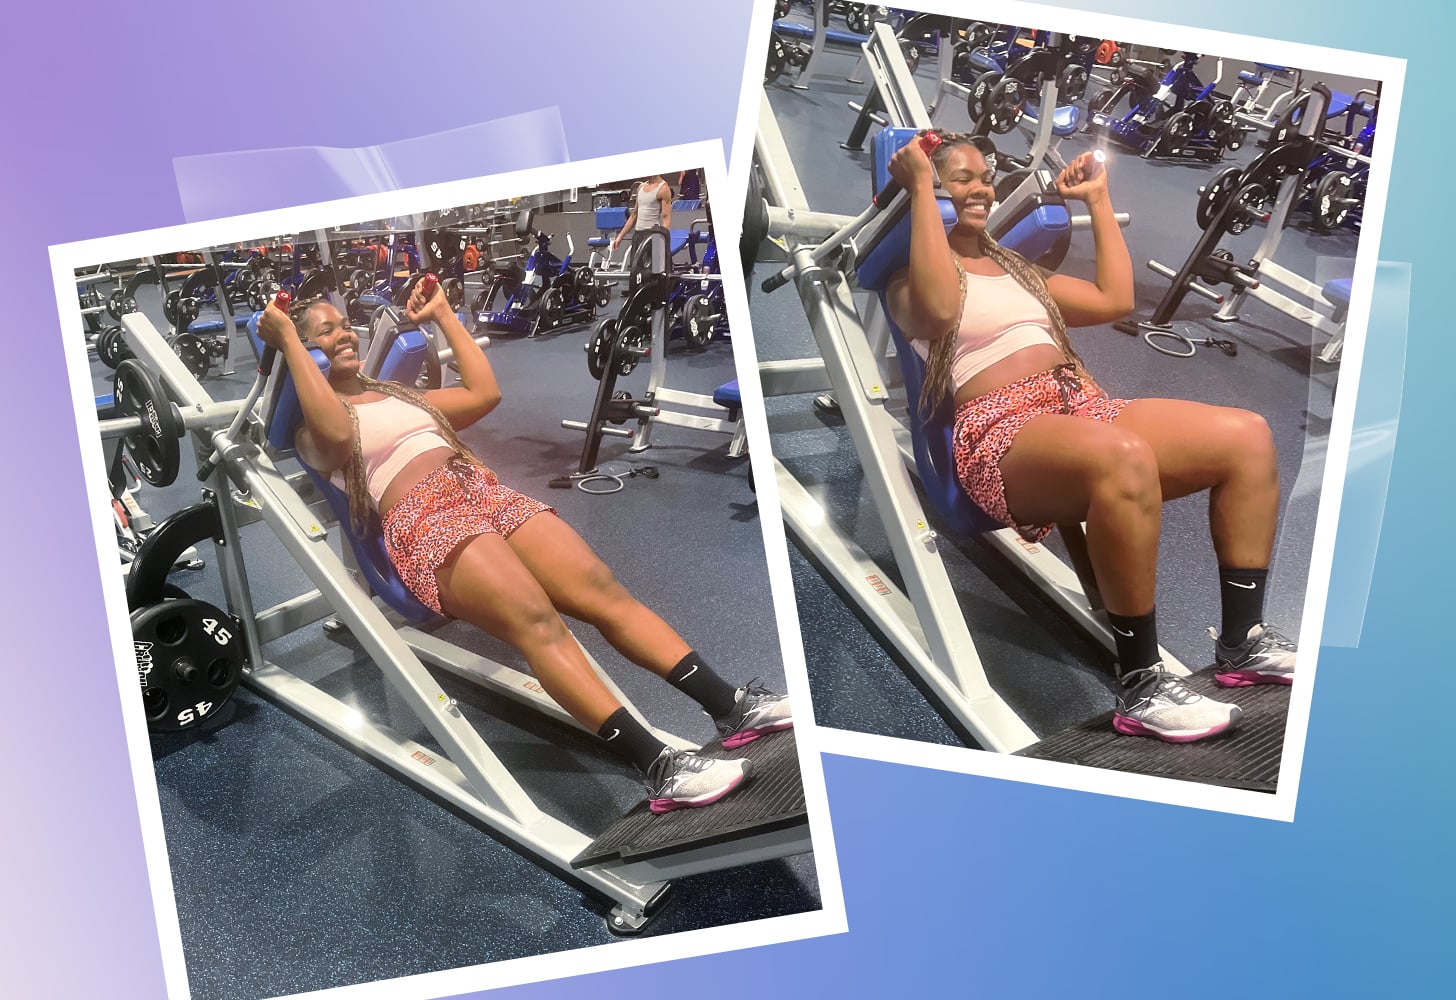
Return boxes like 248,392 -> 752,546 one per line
115,310 -> 805,930
754,69 -> 1188,751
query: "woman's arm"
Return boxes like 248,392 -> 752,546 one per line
883,141 -> 961,341
416,283 -> 503,429
1044,152 -> 1134,326
256,304 -> 353,472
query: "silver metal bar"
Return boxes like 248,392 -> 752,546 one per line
1147,260 -> 1224,303
98,400 -> 243,440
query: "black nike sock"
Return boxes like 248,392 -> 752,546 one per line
596,707 -> 669,773
665,651 -> 739,718
1107,608 -> 1161,681
1218,566 -> 1269,642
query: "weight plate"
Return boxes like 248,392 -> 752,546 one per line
1312,170 -> 1355,232
967,70 -> 1001,123
131,598 -> 244,733
587,318 -> 619,381
684,294 -> 714,349
1195,166 -> 1243,231
1228,182 -> 1268,235
616,324 -> 649,377
174,333 -> 209,380
163,290 -> 181,324
112,358 -> 181,488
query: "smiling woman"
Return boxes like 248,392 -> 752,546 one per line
881,131 -> 1295,744
254,279 -> 793,812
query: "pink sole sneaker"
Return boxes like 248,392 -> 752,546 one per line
1112,714 -> 1235,744
649,771 -> 748,814
1215,669 -> 1294,688
721,719 -> 794,750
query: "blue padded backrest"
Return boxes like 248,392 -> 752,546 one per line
269,331 -> 438,624
596,206 -> 628,230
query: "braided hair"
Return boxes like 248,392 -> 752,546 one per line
915,133 -> 1097,417
291,296 -> 483,534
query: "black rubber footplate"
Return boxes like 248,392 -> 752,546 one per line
572,728 -> 806,869
1016,669 -> 1290,792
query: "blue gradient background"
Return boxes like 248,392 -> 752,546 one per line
2,2 -> 1449,997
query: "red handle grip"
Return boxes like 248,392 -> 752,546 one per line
273,290 -> 293,312
873,131 -> 945,207
418,272 -> 439,301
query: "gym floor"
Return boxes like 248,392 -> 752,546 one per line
89,220 -> 819,999
752,24 -> 1371,748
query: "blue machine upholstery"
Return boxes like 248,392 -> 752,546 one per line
772,20 -> 867,46
187,319 -> 227,335
1022,102 -> 1080,136
267,331 -> 439,624
712,379 -> 741,417
1322,277 -> 1352,307
1238,70 -> 1263,85
595,207 -> 628,231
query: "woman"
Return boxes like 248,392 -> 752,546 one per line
255,281 -> 791,810
884,133 -> 1295,744
611,174 -> 673,257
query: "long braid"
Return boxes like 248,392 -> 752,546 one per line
338,377 -> 485,534
289,295 -> 483,534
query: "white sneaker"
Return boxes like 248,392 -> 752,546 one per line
1113,665 -> 1242,743
1212,623 -> 1297,687
645,749 -> 752,814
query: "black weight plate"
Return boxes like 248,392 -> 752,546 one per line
174,333 -> 209,380
131,598 -> 243,733
1228,182 -> 1267,235
1196,166 -> 1243,231
1312,170 -> 1354,232
615,323 -> 649,377
112,358 -> 181,487
684,294 -> 713,349
587,318 -> 619,381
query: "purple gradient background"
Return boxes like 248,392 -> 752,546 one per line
4,2 -> 1451,998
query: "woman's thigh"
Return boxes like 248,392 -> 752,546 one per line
434,530 -> 562,639
998,413 -> 1155,526
1113,398 -> 1274,501
503,512 -> 628,622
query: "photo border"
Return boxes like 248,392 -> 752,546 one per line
727,0 -> 1406,823
49,140 -> 846,1000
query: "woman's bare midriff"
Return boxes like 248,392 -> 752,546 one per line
951,343 -> 1069,408
378,446 -> 459,517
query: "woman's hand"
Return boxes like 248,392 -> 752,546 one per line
1056,151 -> 1109,204
255,300 -> 299,351
405,277 -> 449,325
887,132 -> 937,194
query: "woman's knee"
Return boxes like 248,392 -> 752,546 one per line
1088,430 -> 1160,507
575,559 -> 638,621
501,595 -> 573,650
1212,407 -> 1278,483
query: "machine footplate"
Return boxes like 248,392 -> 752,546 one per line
573,729 -> 806,869
1018,669 -> 1289,791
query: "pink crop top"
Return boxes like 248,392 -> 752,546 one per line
328,395 -> 452,506
912,270 -> 1057,388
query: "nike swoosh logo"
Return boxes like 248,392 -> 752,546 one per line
1113,626 -> 1134,637
604,729 -> 619,741
680,664 -> 698,680
1228,581 -> 1258,589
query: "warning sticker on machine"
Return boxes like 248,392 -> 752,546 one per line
410,750 -> 436,766
865,575 -> 891,597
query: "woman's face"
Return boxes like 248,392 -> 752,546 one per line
938,144 -> 996,234
303,303 -> 361,376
